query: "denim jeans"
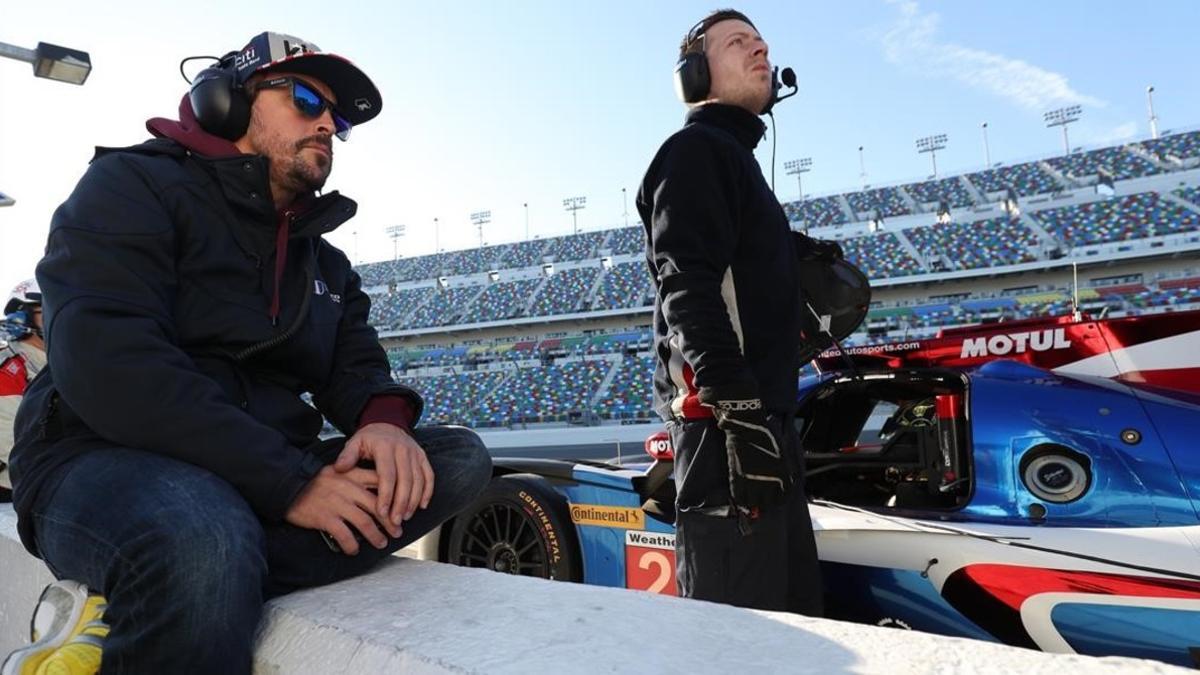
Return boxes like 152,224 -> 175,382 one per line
28,425 -> 491,675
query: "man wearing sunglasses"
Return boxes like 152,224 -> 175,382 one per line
4,32 -> 491,674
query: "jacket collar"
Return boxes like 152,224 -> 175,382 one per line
686,102 -> 767,150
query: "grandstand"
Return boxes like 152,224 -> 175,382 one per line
350,128 -> 1200,438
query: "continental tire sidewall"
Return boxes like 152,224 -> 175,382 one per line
448,474 -> 583,582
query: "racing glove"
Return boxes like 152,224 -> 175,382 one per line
698,385 -> 791,519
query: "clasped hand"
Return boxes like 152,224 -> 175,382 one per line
284,423 -> 434,555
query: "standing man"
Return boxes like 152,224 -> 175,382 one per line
0,279 -> 46,503
5,32 -> 490,673
636,10 -> 823,614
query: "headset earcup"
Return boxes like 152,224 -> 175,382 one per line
673,52 -> 710,103
189,66 -> 251,140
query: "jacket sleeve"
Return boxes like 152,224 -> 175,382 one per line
38,153 -> 322,522
643,132 -> 758,393
311,264 -> 424,434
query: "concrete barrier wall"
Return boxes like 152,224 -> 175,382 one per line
0,505 -> 1188,673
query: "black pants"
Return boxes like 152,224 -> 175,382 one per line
668,414 -> 823,615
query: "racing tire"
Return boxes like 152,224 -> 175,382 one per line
445,474 -> 583,582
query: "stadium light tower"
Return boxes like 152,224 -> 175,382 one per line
915,134 -> 948,178
470,210 -> 491,248
0,40 -> 92,85
981,123 -> 992,167
858,146 -> 868,188
1146,86 -> 1159,140
523,202 -> 530,240
563,196 -> 586,235
621,188 -> 629,228
434,217 -> 441,253
1044,105 -> 1082,155
784,158 -> 812,201
385,224 -> 406,264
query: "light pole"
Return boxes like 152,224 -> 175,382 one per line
470,210 -> 491,248
523,202 -> 530,241
385,225 -> 406,264
1044,105 -> 1082,155
981,122 -> 991,167
858,146 -> 868,188
915,134 -> 948,178
563,196 -> 586,235
784,158 -> 812,201
621,188 -> 629,228
434,217 -> 440,253
1146,86 -> 1159,140
0,40 -> 92,85
352,230 -> 358,265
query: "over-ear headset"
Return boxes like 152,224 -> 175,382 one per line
673,21 -> 710,104
187,52 -> 252,140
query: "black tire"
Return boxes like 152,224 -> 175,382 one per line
445,474 -> 582,582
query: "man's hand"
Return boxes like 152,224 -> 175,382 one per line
284,465 -> 388,555
334,423 -> 434,535
699,387 -> 790,516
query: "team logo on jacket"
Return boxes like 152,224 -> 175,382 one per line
313,280 -> 342,304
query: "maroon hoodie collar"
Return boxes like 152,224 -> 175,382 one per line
146,95 -> 244,158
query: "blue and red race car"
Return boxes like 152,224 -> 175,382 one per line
420,309 -> 1200,668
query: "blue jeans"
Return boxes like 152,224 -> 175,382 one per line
28,426 -> 491,675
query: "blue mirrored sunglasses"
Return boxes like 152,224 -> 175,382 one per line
257,76 -> 352,141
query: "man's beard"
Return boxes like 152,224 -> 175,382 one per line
247,115 -> 333,196
278,135 -> 333,194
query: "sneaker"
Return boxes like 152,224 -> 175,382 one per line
1,580 -> 108,675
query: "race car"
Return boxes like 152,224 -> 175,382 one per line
414,308 -> 1200,668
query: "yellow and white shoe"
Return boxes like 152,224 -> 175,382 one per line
1,580 -> 108,675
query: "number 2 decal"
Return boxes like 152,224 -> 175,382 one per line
625,531 -> 677,596
638,551 -> 673,594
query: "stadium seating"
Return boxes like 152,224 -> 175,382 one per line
782,196 -> 849,227
1046,146 -> 1160,181
968,162 -> 1059,197
846,187 -> 910,218
441,244 -> 510,277
594,354 -> 655,419
475,359 -> 612,426
1174,186 -> 1200,207
840,232 -> 923,279
590,261 -> 652,310
904,177 -> 974,208
1033,192 -> 1200,248
541,231 -> 607,263
502,239 -> 548,268
606,226 -> 644,255
903,217 -> 1039,271
464,278 -> 542,323
527,266 -> 600,317
1141,131 -> 1200,162
405,286 -> 483,328
395,370 -> 508,426
369,286 -> 437,331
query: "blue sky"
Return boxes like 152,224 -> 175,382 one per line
2,1 -> 1198,294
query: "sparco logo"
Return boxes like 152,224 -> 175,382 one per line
716,398 -> 762,412
960,328 -> 1070,359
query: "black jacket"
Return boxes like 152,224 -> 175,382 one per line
9,138 -> 422,554
637,103 -> 801,420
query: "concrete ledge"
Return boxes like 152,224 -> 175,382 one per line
1,505 -> 1188,673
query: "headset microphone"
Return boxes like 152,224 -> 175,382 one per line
761,66 -> 798,115
764,66 -> 799,193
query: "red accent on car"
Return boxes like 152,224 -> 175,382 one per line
959,563 -> 1200,612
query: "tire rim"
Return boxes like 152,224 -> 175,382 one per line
454,503 -> 550,577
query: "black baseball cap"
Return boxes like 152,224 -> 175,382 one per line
231,31 -> 382,126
